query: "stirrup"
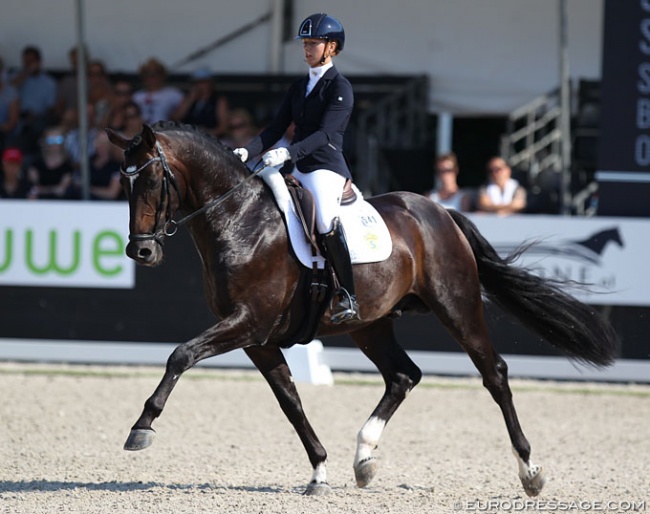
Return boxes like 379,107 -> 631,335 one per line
329,289 -> 360,324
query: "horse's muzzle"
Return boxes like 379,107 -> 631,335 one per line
126,239 -> 163,266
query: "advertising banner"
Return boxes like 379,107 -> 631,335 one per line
469,214 -> 650,306
0,201 -> 134,288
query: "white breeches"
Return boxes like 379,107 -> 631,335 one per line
292,168 -> 346,234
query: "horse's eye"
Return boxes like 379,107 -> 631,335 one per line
147,176 -> 160,189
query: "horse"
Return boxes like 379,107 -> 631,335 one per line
106,122 -> 619,497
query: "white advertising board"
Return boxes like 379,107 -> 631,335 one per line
0,201 -> 134,289
468,214 -> 650,306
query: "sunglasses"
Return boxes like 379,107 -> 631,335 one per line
45,135 -> 65,145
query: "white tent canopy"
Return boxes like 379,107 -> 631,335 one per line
1,0 -> 603,115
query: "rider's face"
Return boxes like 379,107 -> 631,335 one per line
302,39 -> 331,67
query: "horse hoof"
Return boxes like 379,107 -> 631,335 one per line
304,481 -> 331,496
124,429 -> 155,451
354,457 -> 378,488
521,466 -> 546,497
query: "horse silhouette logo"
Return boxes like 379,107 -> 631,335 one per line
493,227 -> 624,265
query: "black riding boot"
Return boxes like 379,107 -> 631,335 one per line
321,218 -> 361,324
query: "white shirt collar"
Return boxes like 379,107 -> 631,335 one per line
306,61 -> 333,95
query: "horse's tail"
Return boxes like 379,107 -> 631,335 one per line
447,209 -> 620,367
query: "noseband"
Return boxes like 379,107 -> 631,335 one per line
121,140 -> 270,245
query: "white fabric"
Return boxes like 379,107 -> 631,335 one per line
428,190 -> 466,210
262,147 -> 291,167
132,86 -> 183,124
306,61 -> 333,96
260,167 -> 392,268
485,178 -> 520,205
292,168 -> 345,234
233,148 -> 248,162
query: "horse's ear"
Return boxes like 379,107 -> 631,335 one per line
105,127 -> 130,150
141,124 -> 156,149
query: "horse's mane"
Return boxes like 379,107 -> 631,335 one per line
150,121 -> 251,175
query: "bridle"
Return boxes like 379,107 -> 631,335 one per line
121,140 -> 268,244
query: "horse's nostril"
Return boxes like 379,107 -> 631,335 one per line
139,247 -> 152,259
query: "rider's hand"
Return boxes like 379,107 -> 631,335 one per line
233,148 -> 248,162
262,147 -> 291,167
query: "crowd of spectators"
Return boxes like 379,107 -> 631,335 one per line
0,45 -> 257,202
1,44 -> 530,214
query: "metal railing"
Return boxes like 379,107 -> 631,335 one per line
355,76 -> 430,195
499,88 -> 563,183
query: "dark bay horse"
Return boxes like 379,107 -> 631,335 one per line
107,122 -> 619,497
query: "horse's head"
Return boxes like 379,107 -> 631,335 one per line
106,124 -> 181,266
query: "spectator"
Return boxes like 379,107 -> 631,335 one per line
0,56 -> 20,153
172,67 -> 229,137
109,101 -> 143,162
425,152 -> 471,211
102,80 -> 133,131
221,107 -> 258,148
10,46 -> 58,156
26,126 -> 75,199
476,156 -> 527,215
87,60 -> 113,129
89,130 -> 122,200
63,103 -> 98,172
132,58 -> 183,124
54,45 -> 83,120
0,147 -> 35,199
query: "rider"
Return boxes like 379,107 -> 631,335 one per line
233,13 -> 360,324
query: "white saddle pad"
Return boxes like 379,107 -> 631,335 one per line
279,183 -> 393,269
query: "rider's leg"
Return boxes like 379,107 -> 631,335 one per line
293,169 -> 360,323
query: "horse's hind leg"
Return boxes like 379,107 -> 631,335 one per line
431,286 -> 546,496
349,318 -> 422,488
244,345 -> 330,496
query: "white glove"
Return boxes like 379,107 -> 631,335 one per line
262,147 -> 291,167
233,148 -> 248,162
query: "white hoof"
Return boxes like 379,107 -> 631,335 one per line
520,465 -> 546,497
354,457 -> 378,488
304,481 -> 331,496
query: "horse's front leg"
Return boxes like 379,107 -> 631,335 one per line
124,315 -> 260,451
244,345 -> 330,496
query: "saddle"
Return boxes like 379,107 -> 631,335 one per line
280,174 -> 357,345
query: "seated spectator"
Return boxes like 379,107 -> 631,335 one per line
89,130 -> 122,201
10,45 -> 58,157
476,156 -> 527,215
0,56 -> 20,153
102,80 -> 134,131
87,60 -> 113,129
173,67 -> 229,137
62,104 -> 98,172
0,147 -> 35,199
26,126 -> 75,199
220,108 -> 260,167
425,152 -> 471,211
132,58 -> 183,125
108,101 -> 143,162
54,45 -> 83,121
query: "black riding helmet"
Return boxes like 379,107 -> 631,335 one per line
297,13 -> 345,52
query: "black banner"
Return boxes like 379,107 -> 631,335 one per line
598,0 -> 650,172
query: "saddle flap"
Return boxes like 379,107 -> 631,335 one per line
284,175 -> 319,252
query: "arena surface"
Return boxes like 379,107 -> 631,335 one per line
1,362 -> 648,514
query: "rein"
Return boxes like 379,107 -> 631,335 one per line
121,142 -> 268,243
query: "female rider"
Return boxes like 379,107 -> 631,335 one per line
234,13 -> 359,324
